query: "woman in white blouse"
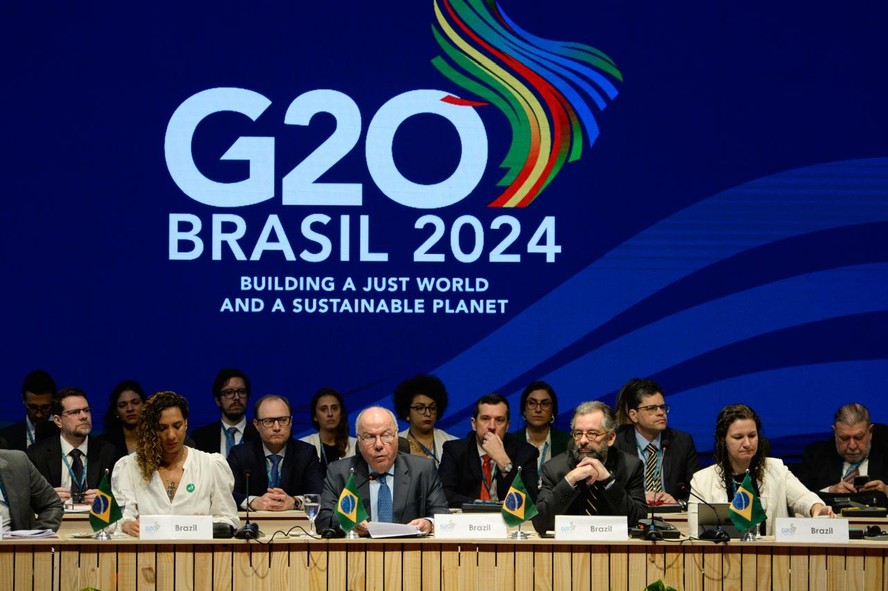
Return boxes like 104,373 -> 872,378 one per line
113,391 -> 238,536
690,404 -> 831,536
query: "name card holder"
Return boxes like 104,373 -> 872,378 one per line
554,515 -> 629,541
775,517 -> 849,543
433,513 -> 508,539
140,515 -> 214,540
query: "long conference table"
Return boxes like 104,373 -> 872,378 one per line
3,512 -> 887,591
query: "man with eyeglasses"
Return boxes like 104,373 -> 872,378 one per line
315,406 -> 450,536
438,393 -> 540,507
0,370 -> 58,452
613,378 -> 698,504
26,388 -> 117,506
532,401 -> 647,535
226,395 -> 323,511
191,368 -> 259,457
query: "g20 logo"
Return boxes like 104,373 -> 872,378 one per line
165,87 -> 488,210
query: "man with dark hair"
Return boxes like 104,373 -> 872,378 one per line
796,402 -> 888,495
0,449 -> 64,531
27,388 -> 117,505
437,393 -> 539,507
227,394 -> 323,511
613,378 -> 698,503
191,368 -> 259,456
532,401 -> 647,534
0,370 -> 57,451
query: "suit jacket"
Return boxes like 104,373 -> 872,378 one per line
794,437 -> 888,492
532,447 -> 647,534
511,426 -> 572,461
26,435 -> 118,490
0,420 -> 58,452
614,425 -> 699,499
227,437 -> 324,506
191,421 -> 260,456
0,449 -> 64,531
315,452 -> 450,533
438,432 -> 540,507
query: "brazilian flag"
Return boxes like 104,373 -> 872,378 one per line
501,471 -> 538,527
336,473 -> 368,531
89,473 -> 122,532
728,472 -> 765,531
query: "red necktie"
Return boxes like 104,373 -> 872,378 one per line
480,454 -> 492,500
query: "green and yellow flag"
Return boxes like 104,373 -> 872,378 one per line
728,471 -> 765,531
336,473 -> 368,531
501,471 -> 538,527
89,472 -> 122,532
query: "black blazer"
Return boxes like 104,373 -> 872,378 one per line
613,425 -> 699,500
795,436 -> 888,492
0,420 -> 58,452
511,426 -> 572,459
532,447 -> 648,534
227,437 -> 324,506
191,421 -> 260,456
438,431 -> 539,507
26,435 -> 118,490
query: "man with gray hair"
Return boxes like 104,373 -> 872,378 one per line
532,401 -> 647,534
796,403 -> 888,495
315,406 -> 450,536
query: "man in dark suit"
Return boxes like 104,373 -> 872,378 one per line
191,368 -> 259,456
533,401 -> 647,535
796,403 -> 888,496
613,378 -> 698,503
437,393 -> 539,507
227,395 -> 323,510
315,406 -> 450,536
0,449 -> 64,531
26,388 -> 117,506
0,370 -> 57,452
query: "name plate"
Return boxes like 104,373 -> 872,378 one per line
554,515 -> 629,541
434,513 -> 508,539
775,517 -> 849,543
140,515 -> 214,540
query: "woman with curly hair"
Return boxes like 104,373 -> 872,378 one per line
100,380 -> 146,460
112,391 -> 238,536
689,403 -> 831,536
299,387 -> 356,473
393,374 -> 456,466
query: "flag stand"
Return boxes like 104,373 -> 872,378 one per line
346,529 -> 360,539
94,526 -> 112,541
509,524 -> 529,540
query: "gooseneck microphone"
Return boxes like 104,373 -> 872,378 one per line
235,470 -> 259,540
678,483 -> 730,542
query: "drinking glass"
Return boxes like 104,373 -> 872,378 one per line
303,493 -> 321,534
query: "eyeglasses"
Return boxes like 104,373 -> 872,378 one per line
409,404 -> 437,415
61,407 -> 91,418
571,430 -> 608,441
359,431 -> 396,445
526,399 -> 552,410
256,416 -> 292,428
219,388 -> 249,400
636,404 -> 670,414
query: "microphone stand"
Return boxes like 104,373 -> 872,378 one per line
235,470 -> 259,540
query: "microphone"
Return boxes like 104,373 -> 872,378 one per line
678,483 -> 730,542
234,469 -> 259,540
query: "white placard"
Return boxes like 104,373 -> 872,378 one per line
139,515 -> 214,540
775,517 -> 849,543
433,513 -> 508,539
554,515 -> 629,541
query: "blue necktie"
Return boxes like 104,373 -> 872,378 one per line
225,426 -> 238,455
268,454 -> 282,488
377,474 -> 392,522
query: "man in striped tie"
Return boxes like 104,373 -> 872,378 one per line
532,401 -> 647,535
